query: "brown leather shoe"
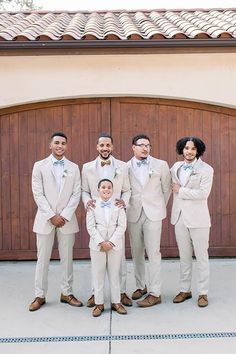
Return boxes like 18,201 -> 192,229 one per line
198,295 -> 208,307
111,303 -> 127,315
173,292 -> 192,303
29,297 -> 45,312
87,295 -> 95,308
92,304 -> 104,317
121,293 -> 133,307
60,294 -> 83,307
132,287 -> 147,300
137,294 -> 161,307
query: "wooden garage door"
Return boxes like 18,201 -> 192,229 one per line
0,98 -> 110,260
111,98 -> 236,257
0,97 -> 236,259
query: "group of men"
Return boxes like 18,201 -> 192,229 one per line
29,131 -> 214,312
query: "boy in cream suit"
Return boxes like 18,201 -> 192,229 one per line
29,132 -> 82,311
171,136 -> 214,307
82,133 -> 132,307
127,134 -> 171,307
86,179 -> 127,317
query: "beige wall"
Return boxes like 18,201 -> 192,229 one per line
1,53 -> 236,109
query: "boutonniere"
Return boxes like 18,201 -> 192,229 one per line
62,169 -> 68,178
114,167 -> 121,178
190,169 -> 197,176
149,168 -> 155,178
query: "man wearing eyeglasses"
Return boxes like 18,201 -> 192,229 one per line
127,134 -> 171,307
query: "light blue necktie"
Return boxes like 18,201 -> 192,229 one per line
136,159 -> 148,167
101,200 -> 111,208
182,163 -> 193,171
54,160 -> 64,166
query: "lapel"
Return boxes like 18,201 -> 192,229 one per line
143,156 -> 154,189
90,158 -> 101,186
59,158 -> 70,195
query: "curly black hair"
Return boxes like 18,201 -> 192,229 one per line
176,136 -> 206,158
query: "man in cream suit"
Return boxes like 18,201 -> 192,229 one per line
127,134 -> 171,307
171,136 -> 214,308
29,132 -> 82,311
82,133 -> 132,307
86,179 -> 127,317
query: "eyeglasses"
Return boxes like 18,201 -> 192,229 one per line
135,144 -> 151,149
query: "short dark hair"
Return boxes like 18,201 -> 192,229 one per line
51,132 -> 67,141
132,134 -> 150,145
98,178 -> 113,189
97,132 -> 113,144
176,136 -> 206,158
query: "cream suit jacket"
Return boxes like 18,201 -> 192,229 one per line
127,156 -> 171,222
86,201 -> 127,251
170,158 -> 214,228
81,157 -> 131,207
32,156 -> 81,235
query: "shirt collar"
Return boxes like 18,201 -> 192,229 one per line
51,154 -> 65,164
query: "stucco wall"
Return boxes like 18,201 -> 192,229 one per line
0,53 -> 236,109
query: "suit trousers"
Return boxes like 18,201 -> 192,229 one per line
90,248 -> 122,304
175,214 -> 210,295
35,228 -> 75,298
128,209 -> 162,297
90,236 -> 127,295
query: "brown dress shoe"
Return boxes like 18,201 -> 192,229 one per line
92,304 -> 104,317
29,297 -> 45,312
87,295 -> 95,308
121,293 -> 133,307
137,294 -> 161,307
60,294 -> 83,307
198,295 -> 208,307
132,287 -> 147,300
173,292 -> 192,303
111,303 -> 127,315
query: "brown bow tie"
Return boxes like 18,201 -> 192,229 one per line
101,160 -> 111,167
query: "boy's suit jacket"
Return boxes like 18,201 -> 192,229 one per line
127,156 -> 171,222
32,156 -> 81,235
86,200 -> 127,251
170,158 -> 214,228
82,156 -> 131,207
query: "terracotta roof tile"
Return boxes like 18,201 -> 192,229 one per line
0,9 -> 236,42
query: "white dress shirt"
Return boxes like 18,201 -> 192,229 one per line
132,157 -> 150,187
97,156 -> 115,181
51,155 -> 65,192
178,159 -> 197,186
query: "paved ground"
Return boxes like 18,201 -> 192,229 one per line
0,258 -> 236,353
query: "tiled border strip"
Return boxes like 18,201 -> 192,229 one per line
1,332 -> 236,344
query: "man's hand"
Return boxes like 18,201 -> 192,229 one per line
115,199 -> 126,209
86,199 -> 96,210
50,215 -> 66,228
172,183 -> 180,193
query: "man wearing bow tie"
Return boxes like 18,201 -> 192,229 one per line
171,137 -> 214,308
29,132 -> 82,311
82,133 -> 132,307
127,134 -> 171,307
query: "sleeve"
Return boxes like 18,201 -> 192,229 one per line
31,162 -> 55,220
178,166 -> 214,200
109,209 -> 127,246
81,164 -> 92,208
120,164 -> 131,207
161,161 -> 172,205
